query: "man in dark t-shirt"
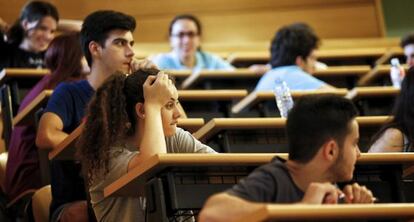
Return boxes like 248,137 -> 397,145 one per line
36,10 -> 155,221
199,95 -> 375,222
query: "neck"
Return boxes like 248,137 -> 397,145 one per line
125,122 -> 143,150
87,63 -> 113,90
285,159 -> 330,192
180,54 -> 195,68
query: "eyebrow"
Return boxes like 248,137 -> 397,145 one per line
112,38 -> 134,45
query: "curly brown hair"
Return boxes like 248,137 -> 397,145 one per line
77,68 -> 160,185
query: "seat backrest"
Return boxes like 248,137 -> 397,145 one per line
31,185 -> 51,222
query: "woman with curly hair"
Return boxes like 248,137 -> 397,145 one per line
77,68 -> 215,221
369,67 -> 414,152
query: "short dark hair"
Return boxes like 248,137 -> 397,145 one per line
168,14 -> 202,36
401,33 -> 414,48
270,23 -> 319,68
80,10 -> 136,66
287,95 -> 358,163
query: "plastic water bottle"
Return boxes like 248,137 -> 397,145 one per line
274,78 -> 294,118
390,58 -> 405,88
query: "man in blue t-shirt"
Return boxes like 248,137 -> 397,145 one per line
199,95 -> 375,222
36,10 -> 155,221
255,23 -> 333,91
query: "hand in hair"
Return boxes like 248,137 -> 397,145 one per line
130,59 -> 158,74
143,71 -> 175,108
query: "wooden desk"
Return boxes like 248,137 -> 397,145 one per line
178,90 -> 248,101
232,89 -> 348,114
236,203 -> 414,222
192,116 -> 390,153
0,68 -> 50,149
226,48 -> 403,66
12,90 -> 52,126
357,64 -> 409,86
194,116 -> 389,141
178,66 -> 371,90
104,153 -> 414,221
180,68 -> 260,89
346,86 -> 399,99
0,68 -> 49,85
48,118 -> 206,160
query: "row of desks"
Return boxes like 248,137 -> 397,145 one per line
14,87 -> 399,128
102,153 -> 414,221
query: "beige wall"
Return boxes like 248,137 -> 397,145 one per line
0,0 -> 385,43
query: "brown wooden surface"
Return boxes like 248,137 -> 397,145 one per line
0,0 -> 385,44
232,89 -> 348,114
193,116 -> 390,142
48,118 -> 205,160
13,90 -> 53,126
179,90 -> 248,101
235,203 -> 414,222
0,69 -> 49,85
104,152 -> 414,197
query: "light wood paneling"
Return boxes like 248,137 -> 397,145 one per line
0,0 -> 385,44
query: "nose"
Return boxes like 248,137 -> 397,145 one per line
125,44 -> 135,58
356,146 -> 361,158
173,105 -> 181,119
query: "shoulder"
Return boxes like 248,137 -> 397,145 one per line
369,127 -> 404,152
150,53 -> 176,66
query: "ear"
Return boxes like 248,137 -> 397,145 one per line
322,139 -> 339,162
135,102 -> 145,119
295,56 -> 304,67
88,41 -> 101,59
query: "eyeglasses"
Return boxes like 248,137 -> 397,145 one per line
171,31 -> 199,38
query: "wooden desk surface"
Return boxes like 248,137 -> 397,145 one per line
178,90 -> 248,101
346,86 -> 399,100
357,64 -> 409,86
226,48 -> 400,64
104,152 -> 414,198
13,90 -> 53,126
179,66 -> 371,89
48,118 -> 206,160
236,203 -> 414,222
0,68 -> 49,85
312,65 -> 370,77
193,116 -> 390,141
232,89 -> 348,114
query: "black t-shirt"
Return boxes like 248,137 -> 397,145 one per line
227,157 -> 304,203
0,36 -> 45,70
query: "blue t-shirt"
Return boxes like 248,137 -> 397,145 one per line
44,80 -> 94,216
255,65 -> 327,91
151,51 -> 234,71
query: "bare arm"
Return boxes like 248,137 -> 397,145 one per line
368,128 -> 404,152
199,193 -> 263,222
36,112 -> 69,150
128,72 -> 173,170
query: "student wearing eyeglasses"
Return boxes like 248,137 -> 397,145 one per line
150,14 -> 234,71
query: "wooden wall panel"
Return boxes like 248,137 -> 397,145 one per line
0,0 -> 385,43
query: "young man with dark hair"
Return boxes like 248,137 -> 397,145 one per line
401,33 -> 414,68
36,10 -> 154,221
199,95 -> 374,222
255,23 -> 333,91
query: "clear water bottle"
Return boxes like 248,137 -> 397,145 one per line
274,78 -> 294,118
390,58 -> 405,88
